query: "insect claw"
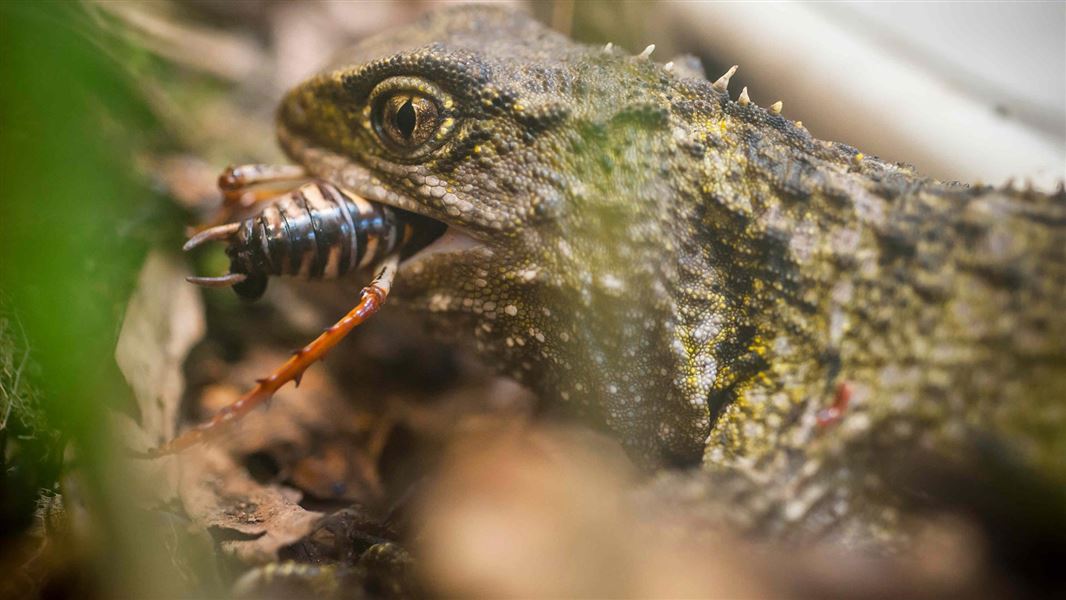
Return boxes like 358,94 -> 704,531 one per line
293,371 -> 304,387
183,222 -> 241,252
186,273 -> 248,288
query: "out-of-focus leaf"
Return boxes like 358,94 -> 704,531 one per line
416,424 -> 777,598
116,250 -> 205,443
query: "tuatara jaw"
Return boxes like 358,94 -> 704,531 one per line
400,226 -> 483,271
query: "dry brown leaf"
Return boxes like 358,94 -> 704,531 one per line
111,250 -> 204,508
110,412 -> 181,506
178,445 -> 323,565
115,250 -> 205,443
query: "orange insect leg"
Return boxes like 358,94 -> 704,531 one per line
143,255 -> 400,458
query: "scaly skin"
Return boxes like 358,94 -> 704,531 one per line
275,7 -> 1066,538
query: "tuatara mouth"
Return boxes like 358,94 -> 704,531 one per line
400,223 -> 483,270
390,207 -> 487,282
275,122 -> 489,282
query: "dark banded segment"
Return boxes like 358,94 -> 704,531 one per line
316,182 -> 356,277
218,180 -> 443,300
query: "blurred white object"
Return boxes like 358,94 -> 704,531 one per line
668,1 -> 1065,188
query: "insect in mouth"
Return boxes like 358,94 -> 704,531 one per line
143,165 -> 446,457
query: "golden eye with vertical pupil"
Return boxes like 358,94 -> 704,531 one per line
374,93 -> 440,151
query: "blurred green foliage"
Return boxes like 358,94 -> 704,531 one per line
0,1 -> 188,595
1,0 -> 141,504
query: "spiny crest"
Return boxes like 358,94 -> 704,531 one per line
704,64 -> 790,117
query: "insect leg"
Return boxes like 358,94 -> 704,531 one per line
218,163 -> 308,203
200,163 -> 310,228
141,253 -> 401,458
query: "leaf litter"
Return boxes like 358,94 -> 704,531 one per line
111,233 -> 537,592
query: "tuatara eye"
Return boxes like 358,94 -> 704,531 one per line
374,92 -> 439,151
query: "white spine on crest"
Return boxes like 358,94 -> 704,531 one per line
738,86 -> 751,106
712,65 -> 738,92
638,44 -> 655,59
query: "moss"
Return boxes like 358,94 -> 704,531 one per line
0,301 -> 47,439
0,297 -> 62,536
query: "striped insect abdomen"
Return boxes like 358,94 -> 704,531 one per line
186,180 -> 442,300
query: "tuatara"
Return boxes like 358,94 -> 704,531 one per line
274,6 -> 1065,539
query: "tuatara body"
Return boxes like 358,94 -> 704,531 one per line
275,6 -> 1066,539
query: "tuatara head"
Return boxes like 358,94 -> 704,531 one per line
277,4 -> 712,266
276,5 -> 738,465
